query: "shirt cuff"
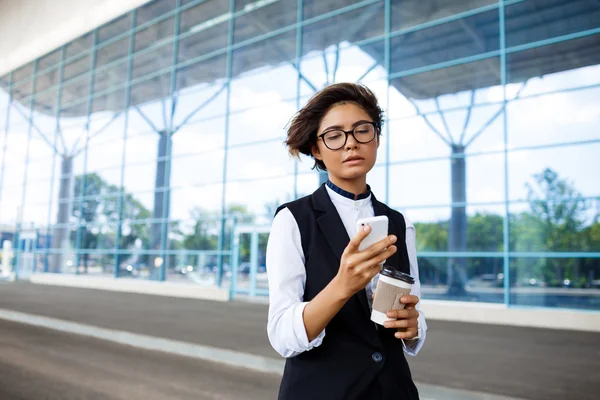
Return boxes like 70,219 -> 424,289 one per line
401,321 -> 424,356
294,302 -> 326,350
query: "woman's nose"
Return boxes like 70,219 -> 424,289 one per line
345,134 -> 359,150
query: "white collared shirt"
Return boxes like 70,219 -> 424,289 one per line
266,185 -> 427,358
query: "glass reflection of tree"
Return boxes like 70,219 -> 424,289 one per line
11,96 -> 123,273
404,82 -> 525,296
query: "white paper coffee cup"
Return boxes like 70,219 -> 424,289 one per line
371,266 -> 415,325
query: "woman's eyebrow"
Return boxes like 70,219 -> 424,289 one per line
322,120 -> 372,132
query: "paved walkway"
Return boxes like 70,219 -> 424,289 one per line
1,282 -> 599,400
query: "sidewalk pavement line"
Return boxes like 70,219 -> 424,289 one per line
0,308 -> 285,375
0,308 -> 528,400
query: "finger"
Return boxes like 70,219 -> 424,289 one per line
383,318 -> 418,329
387,309 -> 419,320
401,295 -> 420,309
356,245 -> 397,272
345,224 -> 372,253
355,235 -> 397,263
394,328 -> 418,340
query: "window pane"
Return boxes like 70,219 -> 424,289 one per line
388,116 -> 450,161
66,32 -> 94,59
303,0 -> 372,20
390,9 -> 499,75
302,3 -> 385,57
227,98 -> 294,146
178,20 -> 229,62
234,0 -> 296,44
129,72 -> 171,108
391,0 -> 496,32
506,1 -> 600,48
171,183 -> 223,222
91,88 -> 127,115
12,79 -> 34,102
507,86 -> 600,149
509,256 -> 599,310
0,74 -> 10,91
60,73 -> 91,110
39,49 -> 62,71
132,44 -> 173,81
175,54 -> 227,92
299,40 -> 387,97
12,62 -> 34,84
98,14 -> 131,44
97,37 -> 130,68
64,55 -> 91,81
226,175 -> 295,218
389,160 -> 450,207
94,61 -> 128,93
507,34 -> 600,98
507,143 -> 600,202
180,0 -> 230,33
390,57 -> 501,115
86,112 -> 126,171
136,0 -> 177,26
36,67 -> 61,93
172,117 -> 226,158
418,255 -> 505,303
226,140 -> 294,181
134,17 -> 175,52
232,30 -> 296,78
33,87 -> 59,118
171,150 -> 225,189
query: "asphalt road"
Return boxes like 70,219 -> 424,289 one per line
0,319 -> 281,400
1,282 -> 599,400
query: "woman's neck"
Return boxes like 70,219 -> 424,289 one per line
328,176 -> 368,199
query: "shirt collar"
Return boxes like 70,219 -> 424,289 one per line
325,180 -> 372,205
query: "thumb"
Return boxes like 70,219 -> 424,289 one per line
347,224 -> 371,252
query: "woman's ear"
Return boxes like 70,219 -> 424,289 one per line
376,134 -> 381,149
311,144 -> 323,161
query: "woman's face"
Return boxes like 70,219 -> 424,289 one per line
312,102 -> 379,181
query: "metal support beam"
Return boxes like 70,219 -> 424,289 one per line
217,0 -> 236,287
74,29 -> 98,274
51,47 -> 68,273
114,9 -> 137,278
0,72 -> 13,223
435,97 -> 454,143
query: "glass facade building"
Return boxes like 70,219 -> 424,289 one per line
0,0 -> 599,310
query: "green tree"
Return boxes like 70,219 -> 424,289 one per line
72,173 -> 151,272
523,168 -> 588,286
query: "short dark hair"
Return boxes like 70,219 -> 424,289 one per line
285,83 -> 384,171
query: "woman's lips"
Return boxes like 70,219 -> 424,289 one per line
344,157 -> 364,165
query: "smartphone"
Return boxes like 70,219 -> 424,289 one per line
355,215 -> 389,252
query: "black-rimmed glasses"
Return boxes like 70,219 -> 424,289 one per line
317,122 -> 378,150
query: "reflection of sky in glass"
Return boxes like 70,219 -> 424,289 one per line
0,45 -> 599,227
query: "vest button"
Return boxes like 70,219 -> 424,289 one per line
372,352 -> 383,363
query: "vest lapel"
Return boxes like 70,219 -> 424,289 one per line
312,184 -> 349,267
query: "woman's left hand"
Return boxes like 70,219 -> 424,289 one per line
383,295 -> 420,340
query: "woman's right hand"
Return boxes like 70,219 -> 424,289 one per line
334,225 -> 398,300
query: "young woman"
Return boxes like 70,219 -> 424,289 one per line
266,83 -> 426,400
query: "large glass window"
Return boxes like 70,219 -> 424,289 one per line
1,0 -> 597,309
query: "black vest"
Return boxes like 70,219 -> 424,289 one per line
274,184 -> 419,400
